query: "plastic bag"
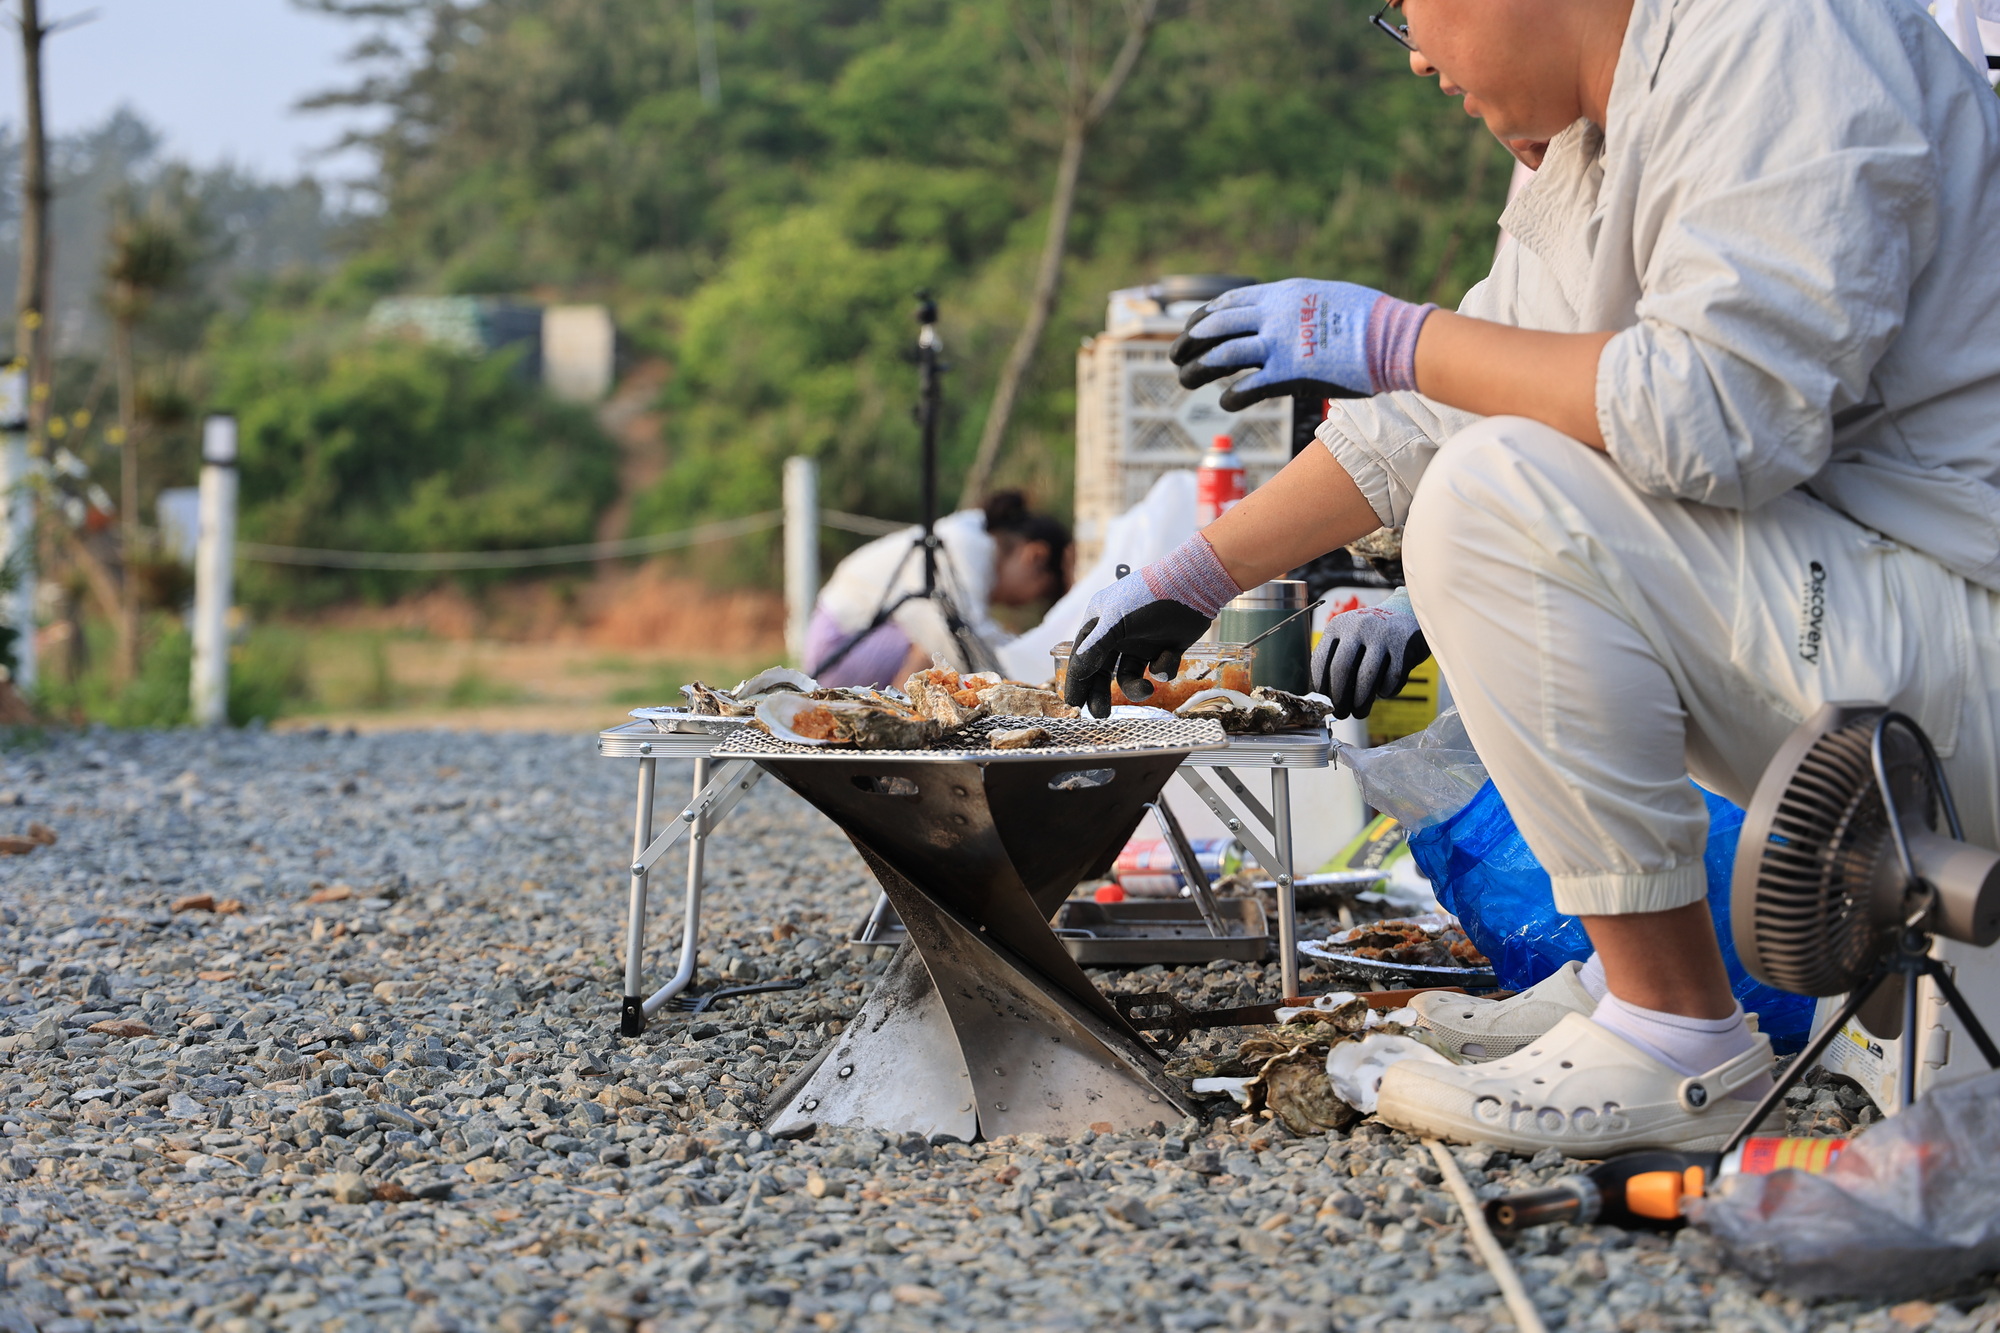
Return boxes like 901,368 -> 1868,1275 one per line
1332,707 -> 1487,830
1688,1070 -> 2000,1299
1404,777 -> 1589,987
1341,710 -> 1814,1051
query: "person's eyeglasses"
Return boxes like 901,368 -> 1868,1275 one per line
1369,0 -> 1415,51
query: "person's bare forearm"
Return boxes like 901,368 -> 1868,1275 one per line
1202,444 -> 1383,590
1414,311 -> 1613,448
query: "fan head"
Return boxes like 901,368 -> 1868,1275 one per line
1732,704 -> 2000,997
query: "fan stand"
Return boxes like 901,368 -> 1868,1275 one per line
1719,925 -> 2000,1157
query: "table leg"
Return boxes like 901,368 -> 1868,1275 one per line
1272,766 -> 1299,1001
857,891 -> 894,945
642,756 -> 712,1020
621,756 -> 659,1037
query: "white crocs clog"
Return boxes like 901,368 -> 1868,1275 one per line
1375,1012 -> 1776,1156
1410,960 -> 1596,1060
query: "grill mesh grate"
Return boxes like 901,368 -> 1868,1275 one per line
714,714 -> 1227,763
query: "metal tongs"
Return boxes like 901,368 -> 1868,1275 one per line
1235,596 -> 1325,653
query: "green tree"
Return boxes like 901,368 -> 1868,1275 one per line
209,316 -> 620,606
278,0 -> 1518,583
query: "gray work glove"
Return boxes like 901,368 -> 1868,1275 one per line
1312,587 -> 1430,718
1064,536 -> 1236,718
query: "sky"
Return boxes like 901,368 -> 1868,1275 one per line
0,0 -> 388,183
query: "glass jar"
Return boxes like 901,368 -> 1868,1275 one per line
1050,640 -> 1257,711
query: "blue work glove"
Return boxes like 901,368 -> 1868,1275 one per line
1064,536 -> 1242,718
1169,279 -> 1436,411
1311,587 -> 1431,719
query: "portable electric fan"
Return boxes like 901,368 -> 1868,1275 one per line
1720,702 -> 2000,1154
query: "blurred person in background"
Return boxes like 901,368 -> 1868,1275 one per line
806,491 -> 1072,687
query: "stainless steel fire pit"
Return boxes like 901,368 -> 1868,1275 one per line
719,714 -> 1227,1141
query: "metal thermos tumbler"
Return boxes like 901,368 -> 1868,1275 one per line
1218,580 -> 1310,694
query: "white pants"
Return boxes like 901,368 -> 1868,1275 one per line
1396,417 -> 2000,917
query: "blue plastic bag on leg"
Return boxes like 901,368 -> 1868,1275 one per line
1407,779 -> 1815,1053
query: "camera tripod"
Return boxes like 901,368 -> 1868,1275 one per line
814,291 -> 997,679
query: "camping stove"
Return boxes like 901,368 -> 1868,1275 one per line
714,714 -> 1227,1141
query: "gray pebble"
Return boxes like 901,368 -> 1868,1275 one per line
0,727 -> 1968,1331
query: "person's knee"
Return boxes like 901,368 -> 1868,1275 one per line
1402,416 -> 1582,600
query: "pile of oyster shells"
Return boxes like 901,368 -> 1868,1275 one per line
681,666 -> 1077,751
683,667 -> 1336,749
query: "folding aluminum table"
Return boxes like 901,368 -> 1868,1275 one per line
597,721 -> 769,1037
1174,727 -> 1333,1001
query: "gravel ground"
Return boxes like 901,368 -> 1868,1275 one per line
1,726 -> 1996,1333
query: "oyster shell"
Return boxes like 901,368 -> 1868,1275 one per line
681,681 -> 753,716
977,682 -> 1078,719
989,725 -> 1051,750
732,666 -> 817,698
1175,687 -> 1324,734
1176,686 -> 1257,714
1176,687 -> 1283,733
1182,1028 -> 1360,1135
1325,1032 -> 1454,1114
904,671 -> 987,728
753,692 -> 838,745
1250,686 -> 1333,730
807,686 -> 904,708
689,666 -> 824,717
1276,991 -> 1372,1036
1261,1046 -> 1361,1136
754,692 -> 942,750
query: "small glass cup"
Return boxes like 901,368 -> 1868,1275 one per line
1050,640 -> 1257,711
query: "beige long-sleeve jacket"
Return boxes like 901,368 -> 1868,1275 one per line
1321,0 -> 2000,588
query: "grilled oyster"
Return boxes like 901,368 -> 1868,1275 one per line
755,692 -> 942,750
977,682 -> 1078,719
684,665 -> 821,717
732,666 -> 817,697
903,669 -> 988,728
1176,687 -> 1288,733
681,681 -> 753,716
807,686 -> 904,707
1250,686 -> 1334,730
989,724 -> 1051,750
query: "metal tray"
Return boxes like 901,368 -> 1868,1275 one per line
628,706 -> 752,735
1296,937 -> 1497,988
1052,898 -> 1269,966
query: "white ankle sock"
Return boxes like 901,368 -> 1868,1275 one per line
1592,992 -> 1760,1088
1577,953 -> 1607,1002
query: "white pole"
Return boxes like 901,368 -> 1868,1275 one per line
0,368 -> 33,694
782,455 -> 818,668
191,415 -> 237,727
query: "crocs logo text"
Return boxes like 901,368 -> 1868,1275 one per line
1473,1097 -> 1630,1136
